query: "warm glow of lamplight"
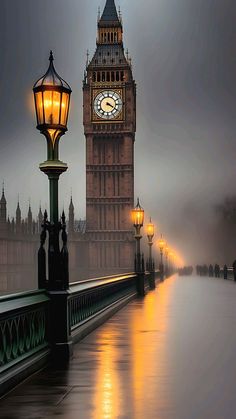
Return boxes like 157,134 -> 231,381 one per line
131,199 -> 144,227
158,236 -> 165,251
146,219 -> 154,238
42,100 -> 64,108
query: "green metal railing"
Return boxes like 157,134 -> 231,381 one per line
0,291 -> 49,372
69,273 -> 137,330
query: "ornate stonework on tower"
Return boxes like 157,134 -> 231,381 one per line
83,0 -> 136,275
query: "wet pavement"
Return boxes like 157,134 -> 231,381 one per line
1,275 -> 236,419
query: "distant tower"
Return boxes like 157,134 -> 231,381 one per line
83,0 -> 136,274
27,204 -> 33,235
68,196 -> 75,235
0,185 -> 7,234
16,200 -> 22,235
38,206 -> 43,232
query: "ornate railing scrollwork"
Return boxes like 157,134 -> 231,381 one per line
38,210 -> 69,290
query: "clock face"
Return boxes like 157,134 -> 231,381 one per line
94,90 -> 122,120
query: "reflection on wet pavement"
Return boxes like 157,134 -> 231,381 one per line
1,275 -> 236,418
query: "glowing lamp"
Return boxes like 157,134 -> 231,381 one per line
132,198 -> 144,228
147,218 -> 154,241
158,235 -> 165,252
33,51 -> 71,140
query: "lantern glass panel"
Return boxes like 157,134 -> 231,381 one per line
42,90 -> 61,125
60,92 -> 69,126
35,92 -> 44,125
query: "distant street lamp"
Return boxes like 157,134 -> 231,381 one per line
146,218 -> 154,272
158,235 -> 165,280
165,246 -> 169,277
132,198 -> 145,296
33,51 -> 72,291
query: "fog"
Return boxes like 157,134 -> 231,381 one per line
0,0 -> 236,265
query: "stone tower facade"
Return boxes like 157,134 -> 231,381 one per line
83,0 -> 136,275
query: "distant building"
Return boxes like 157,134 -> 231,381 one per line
0,188 -> 87,293
83,0 -> 136,276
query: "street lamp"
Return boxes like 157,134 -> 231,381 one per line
33,51 -> 72,291
132,198 -> 145,296
165,246 -> 169,277
158,234 -> 165,280
146,218 -> 154,272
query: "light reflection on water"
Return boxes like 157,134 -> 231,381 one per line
92,277 -> 176,419
92,329 -> 121,419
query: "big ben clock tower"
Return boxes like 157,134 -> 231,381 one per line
83,0 -> 136,275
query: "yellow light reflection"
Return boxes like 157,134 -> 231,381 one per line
93,329 -> 121,419
130,280 -> 175,417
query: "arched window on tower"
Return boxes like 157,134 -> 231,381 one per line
111,33 -> 114,43
97,72 -> 101,82
116,71 -> 119,82
111,72 -> 115,82
114,33 -> 117,43
106,72 -> 110,82
102,72 -> 105,82
108,32 -> 110,42
93,72 -> 96,82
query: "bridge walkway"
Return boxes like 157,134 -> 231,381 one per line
1,275 -> 236,419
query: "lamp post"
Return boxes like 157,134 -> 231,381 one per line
33,51 -> 72,361
33,51 -> 71,291
131,198 -> 145,296
158,235 -> 165,280
165,246 -> 169,277
146,218 -> 155,289
146,218 -> 155,271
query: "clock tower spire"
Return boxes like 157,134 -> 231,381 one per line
83,0 -> 136,276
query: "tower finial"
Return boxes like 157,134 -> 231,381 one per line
98,6 -> 101,21
118,5 -> 121,19
86,50 -> 89,66
49,50 -> 54,62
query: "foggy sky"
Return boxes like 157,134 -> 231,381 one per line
0,0 -> 236,264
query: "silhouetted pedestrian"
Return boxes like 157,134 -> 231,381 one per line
209,265 -> 213,277
216,264 -> 220,278
223,264 -> 228,280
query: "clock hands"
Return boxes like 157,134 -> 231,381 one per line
106,101 -> 115,110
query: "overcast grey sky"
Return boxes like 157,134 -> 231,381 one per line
0,0 -> 236,263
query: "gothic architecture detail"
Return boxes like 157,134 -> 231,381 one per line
83,0 -> 136,274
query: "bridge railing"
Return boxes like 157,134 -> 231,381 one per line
0,290 -> 50,395
68,273 -> 138,342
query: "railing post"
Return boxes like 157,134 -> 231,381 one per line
38,210 -> 73,362
48,290 -> 72,363
135,239 -> 145,297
